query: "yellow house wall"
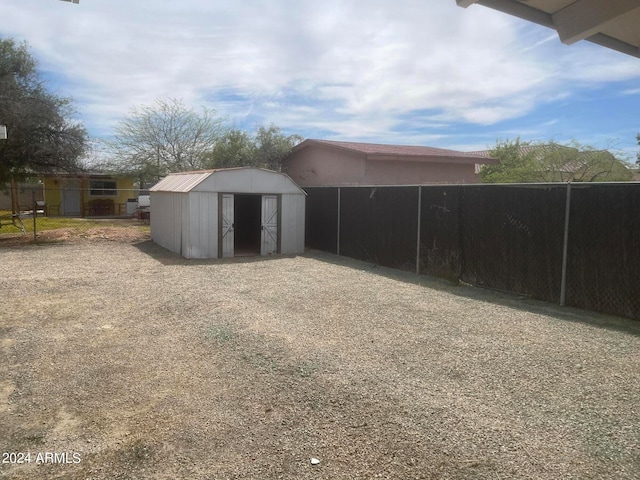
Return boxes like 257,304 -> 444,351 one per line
43,176 -> 136,216
43,178 -> 62,208
85,177 -> 135,205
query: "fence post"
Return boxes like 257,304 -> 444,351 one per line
32,189 -> 37,242
336,187 -> 341,256
560,182 -> 572,306
416,186 -> 422,275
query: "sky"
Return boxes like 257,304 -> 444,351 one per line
2,0 -> 640,162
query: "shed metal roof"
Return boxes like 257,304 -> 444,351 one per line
149,167 -> 305,194
150,171 -> 214,193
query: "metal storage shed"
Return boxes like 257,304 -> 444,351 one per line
149,167 -> 306,259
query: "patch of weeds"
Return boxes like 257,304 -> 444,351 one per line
0,326 -> 13,337
3,429 -> 47,452
25,432 -> 46,445
129,439 -> 154,463
250,352 -> 282,373
575,414 -> 631,462
298,361 -> 317,378
205,322 -> 237,345
236,346 -> 284,374
307,394 -> 323,411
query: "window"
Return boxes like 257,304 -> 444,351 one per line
89,180 -> 117,196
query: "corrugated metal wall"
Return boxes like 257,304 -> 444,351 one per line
150,191 -> 187,255
185,192 -> 218,259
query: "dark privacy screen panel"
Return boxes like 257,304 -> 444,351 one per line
339,186 -> 419,271
458,185 -> 567,304
565,184 -> 640,320
304,187 -> 339,254
304,183 -> 639,321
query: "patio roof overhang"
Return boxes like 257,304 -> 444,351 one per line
456,0 -> 640,58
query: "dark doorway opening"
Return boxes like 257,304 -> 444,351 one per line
234,194 -> 261,256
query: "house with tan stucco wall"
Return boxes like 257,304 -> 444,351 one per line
282,139 -> 497,187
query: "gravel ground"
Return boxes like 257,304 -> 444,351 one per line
0,239 -> 639,479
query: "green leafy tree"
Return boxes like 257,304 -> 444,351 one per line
0,38 -> 88,184
204,128 -> 256,169
545,141 -> 633,182
106,98 -> 226,185
253,125 -> 303,171
480,138 -> 633,183
204,124 -> 302,171
480,138 -> 539,183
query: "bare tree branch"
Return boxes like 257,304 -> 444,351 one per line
105,98 -> 227,185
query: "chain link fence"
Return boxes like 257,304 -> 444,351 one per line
340,187 -> 419,271
4,182 -> 638,320
304,183 -> 640,321
565,183 -> 640,320
304,187 -> 339,254
457,185 -> 567,304
0,187 -> 150,245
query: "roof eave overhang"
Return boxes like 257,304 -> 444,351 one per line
456,0 -> 640,59
291,139 -> 368,157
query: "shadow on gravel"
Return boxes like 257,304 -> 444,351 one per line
304,249 -> 640,337
131,241 -> 639,336
0,237 -> 66,249
132,239 -> 298,267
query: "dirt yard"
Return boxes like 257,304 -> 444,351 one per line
1,240 -> 639,479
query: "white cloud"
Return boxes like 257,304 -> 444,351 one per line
1,0 -> 639,150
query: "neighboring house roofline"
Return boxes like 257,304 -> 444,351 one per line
469,143 -> 576,158
471,143 -> 633,180
292,139 -> 498,164
470,144 -> 629,171
166,166 -> 283,175
41,171 -> 129,179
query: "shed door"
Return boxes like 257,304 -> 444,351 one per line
261,195 -> 278,255
221,194 -> 234,258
